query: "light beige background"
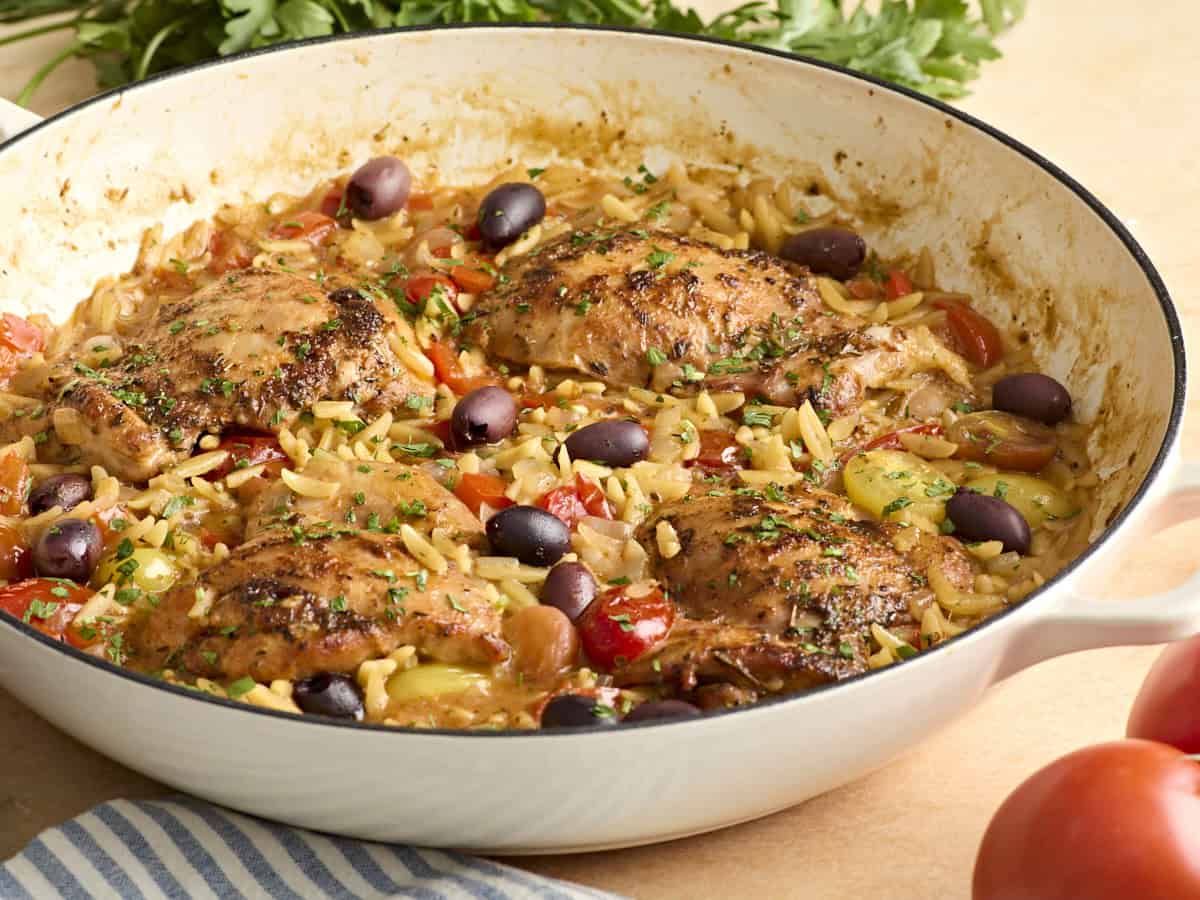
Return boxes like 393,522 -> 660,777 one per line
2,2 -> 1199,896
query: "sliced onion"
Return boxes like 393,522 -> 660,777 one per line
579,516 -> 632,541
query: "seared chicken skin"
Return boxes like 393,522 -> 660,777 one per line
125,530 -> 507,683
619,486 -> 978,695
38,270 -> 433,481
245,455 -> 483,547
466,230 -> 962,412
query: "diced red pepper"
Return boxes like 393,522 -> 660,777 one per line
454,472 -> 513,517
408,193 -> 435,211
406,273 -> 460,312
450,264 -> 497,294
840,423 -> 944,466
207,230 -> 255,274
425,341 -> 503,395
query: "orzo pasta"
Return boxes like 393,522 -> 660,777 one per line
0,153 -> 1094,729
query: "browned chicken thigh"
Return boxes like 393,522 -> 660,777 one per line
36,269 -> 434,481
617,485 -> 978,698
466,229 -> 956,413
245,454 -> 483,547
125,530 -> 507,683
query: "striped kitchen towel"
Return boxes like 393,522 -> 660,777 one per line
0,797 -> 622,900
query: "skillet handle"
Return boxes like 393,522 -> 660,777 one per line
0,98 -> 42,142
997,459 -> 1200,676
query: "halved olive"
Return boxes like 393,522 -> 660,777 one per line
964,473 -> 1078,528
947,411 -> 1057,472
843,449 -> 955,524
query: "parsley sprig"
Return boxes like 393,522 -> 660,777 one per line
2,0 -> 1024,105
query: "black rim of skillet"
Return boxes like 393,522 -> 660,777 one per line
0,23 -> 1185,737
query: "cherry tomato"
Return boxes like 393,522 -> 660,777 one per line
0,313 -> 44,383
425,419 -> 455,447
270,211 -> 336,246
207,229 -> 254,274
203,433 -> 288,481
0,453 -> 31,516
578,585 -> 674,671
0,578 -> 94,643
1128,634 -> 1200,753
688,430 -> 746,473
538,475 -> 612,529
449,263 -> 497,294
884,269 -> 914,300
405,272 -> 459,312
947,410 -> 1056,471
0,524 -> 32,582
932,297 -> 1004,368
454,472 -> 513,517
425,341 -> 503,395
973,740 -> 1200,900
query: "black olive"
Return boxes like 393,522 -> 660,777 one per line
779,227 -> 867,281
293,673 -> 365,721
623,700 -> 703,722
450,386 -> 517,448
563,420 -> 649,468
946,488 -> 1031,554
346,157 -> 412,221
485,506 -> 570,567
477,183 -> 546,248
992,373 -> 1072,426
540,693 -> 618,729
541,561 -> 597,622
29,473 -> 92,515
32,518 -> 102,582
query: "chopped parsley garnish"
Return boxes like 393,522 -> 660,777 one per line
645,347 -> 667,366
227,676 -> 256,699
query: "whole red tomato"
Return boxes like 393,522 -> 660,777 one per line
1127,634 -> 1200,753
973,740 -> 1200,900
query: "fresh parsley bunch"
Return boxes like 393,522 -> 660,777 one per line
0,0 -> 1025,104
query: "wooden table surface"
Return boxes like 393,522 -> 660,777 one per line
2,3 -> 1199,896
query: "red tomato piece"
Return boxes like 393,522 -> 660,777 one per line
207,230 -> 254,274
0,313 -> 44,383
0,578 -> 94,643
450,264 -> 497,294
406,273 -> 460,312
574,475 -> 612,520
454,472 -> 513,517
838,423 -> 943,466
463,222 -> 483,242
203,433 -> 288,481
1128,634 -> 1200,753
0,453 -> 30,516
270,211 -> 336,246
0,524 -> 32,582
578,585 -> 674,671
932,297 -> 1004,368
319,186 -> 347,219
689,430 -> 746,473
884,269 -> 914,300
425,341 -> 503,395
973,740 -> 1200,900
538,475 -> 611,529
92,504 -> 130,552
408,193 -> 435,211
538,485 -> 589,530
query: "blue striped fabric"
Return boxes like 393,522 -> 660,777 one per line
1,798 -> 623,900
